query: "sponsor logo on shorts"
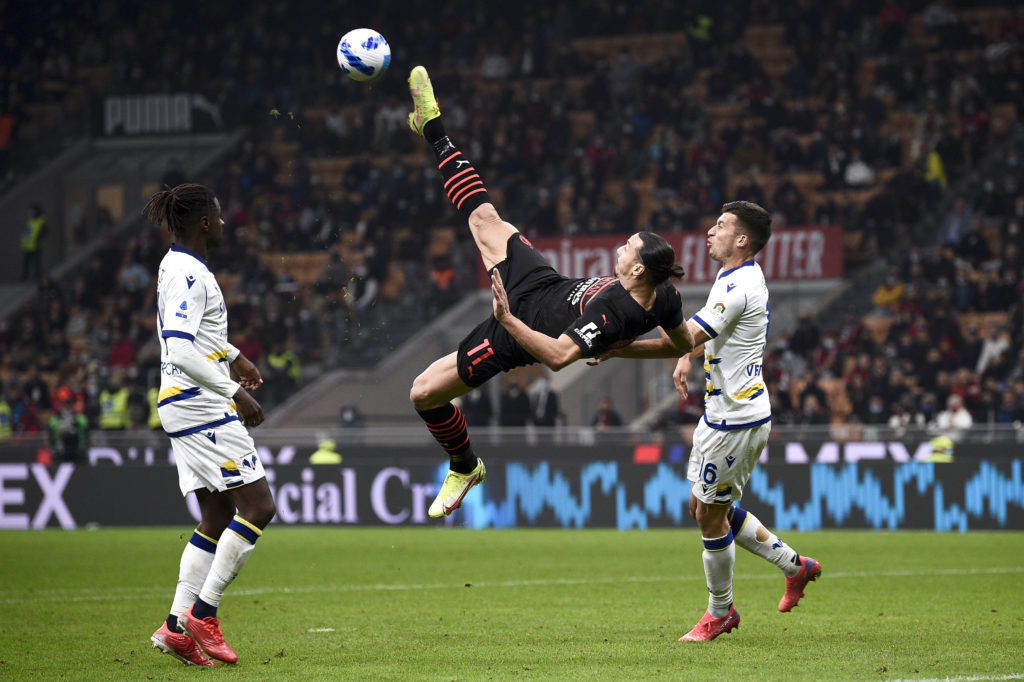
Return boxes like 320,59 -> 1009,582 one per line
725,455 -> 736,468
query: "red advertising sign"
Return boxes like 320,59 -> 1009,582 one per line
476,226 -> 843,286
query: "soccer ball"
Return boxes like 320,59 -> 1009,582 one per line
337,28 -> 391,82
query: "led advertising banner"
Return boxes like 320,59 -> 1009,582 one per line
1,443 -> 1020,531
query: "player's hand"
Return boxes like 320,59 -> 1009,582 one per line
232,387 -> 265,427
491,269 -> 510,322
232,353 -> 263,391
586,349 -> 620,366
673,356 -> 691,399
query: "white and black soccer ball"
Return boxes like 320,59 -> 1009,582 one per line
337,28 -> 391,82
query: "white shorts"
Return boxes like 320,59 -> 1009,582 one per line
687,419 -> 771,505
169,419 -> 265,496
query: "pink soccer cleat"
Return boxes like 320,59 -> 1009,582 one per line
150,622 -> 217,666
679,605 -> 740,642
179,604 -> 238,664
779,556 -> 822,612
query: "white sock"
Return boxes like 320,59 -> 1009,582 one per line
198,516 -> 262,608
169,531 -> 217,626
702,530 -> 735,618
729,506 -> 801,578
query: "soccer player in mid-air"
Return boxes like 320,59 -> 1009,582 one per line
405,65 -> 695,518
144,184 -> 277,666
667,202 -> 821,641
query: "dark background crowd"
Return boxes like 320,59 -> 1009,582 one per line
0,0 -> 1021,446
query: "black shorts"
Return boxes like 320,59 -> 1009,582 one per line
456,233 -> 562,387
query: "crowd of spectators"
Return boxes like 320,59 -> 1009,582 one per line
681,130 -> 1024,439
1,0 -> 1022,443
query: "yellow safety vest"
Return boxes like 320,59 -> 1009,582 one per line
99,388 -> 131,430
309,448 -> 342,464
0,402 -> 12,440
268,351 -> 301,382
21,215 -> 45,252
147,387 -> 163,430
925,435 -> 954,463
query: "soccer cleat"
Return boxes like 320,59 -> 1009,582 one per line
179,604 -> 238,664
151,622 -> 217,666
679,605 -> 740,642
779,556 -> 822,612
407,65 -> 441,136
428,458 -> 486,518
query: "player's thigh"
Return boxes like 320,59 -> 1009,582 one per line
687,421 -> 770,505
195,487 -> 236,536
229,476 -> 276,529
468,203 -> 519,271
410,351 -> 473,408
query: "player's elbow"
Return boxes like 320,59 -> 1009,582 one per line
544,348 -> 578,372
545,359 -> 570,372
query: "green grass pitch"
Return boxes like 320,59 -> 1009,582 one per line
1,528 -> 1022,681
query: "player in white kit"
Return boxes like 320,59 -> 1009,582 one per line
673,202 -> 821,642
144,184 -> 277,666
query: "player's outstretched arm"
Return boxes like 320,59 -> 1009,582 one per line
587,323 -> 694,365
491,269 -> 582,371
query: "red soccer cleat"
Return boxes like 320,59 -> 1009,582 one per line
150,622 -> 217,666
779,556 -> 822,612
679,605 -> 740,642
179,604 -> 238,663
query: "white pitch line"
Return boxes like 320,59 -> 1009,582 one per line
0,566 -> 1021,605
880,671 -> 1024,675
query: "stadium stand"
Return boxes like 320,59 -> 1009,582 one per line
0,0 -> 1020,441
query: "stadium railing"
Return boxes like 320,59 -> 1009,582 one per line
2,424 -> 1022,462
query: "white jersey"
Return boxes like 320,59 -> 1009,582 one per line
156,245 -> 238,436
690,259 -> 771,430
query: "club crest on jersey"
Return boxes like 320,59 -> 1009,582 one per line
186,274 -> 196,289
176,301 -> 188,319
713,302 -> 725,314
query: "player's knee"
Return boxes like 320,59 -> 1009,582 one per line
409,374 -> 437,410
245,497 -> 276,530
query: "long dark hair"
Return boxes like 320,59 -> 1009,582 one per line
637,232 -> 686,285
141,183 -> 216,240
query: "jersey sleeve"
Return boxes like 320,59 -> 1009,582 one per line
158,270 -> 205,342
691,281 -> 747,340
563,298 -> 621,358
